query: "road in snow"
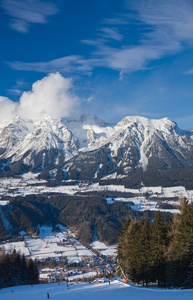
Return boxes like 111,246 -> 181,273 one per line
0,280 -> 193,300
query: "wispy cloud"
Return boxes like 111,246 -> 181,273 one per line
94,0 -> 193,73
1,0 -> 58,33
99,27 -> 123,42
7,79 -> 27,95
7,0 -> 193,73
8,55 -> 93,75
185,68 -> 193,75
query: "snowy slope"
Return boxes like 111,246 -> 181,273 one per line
64,114 -> 114,150
1,280 -> 193,300
1,114 -> 193,181
0,116 -> 79,173
62,115 -> 193,181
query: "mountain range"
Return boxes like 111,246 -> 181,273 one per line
1,114 -> 193,187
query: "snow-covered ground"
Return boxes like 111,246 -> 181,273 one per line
0,174 -> 191,214
91,240 -> 117,256
1,224 -> 116,264
1,225 -> 96,263
1,280 -> 193,300
105,196 -> 180,214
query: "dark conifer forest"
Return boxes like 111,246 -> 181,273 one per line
117,198 -> 193,288
0,249 -> 39,289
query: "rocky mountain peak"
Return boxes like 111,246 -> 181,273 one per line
0,114 -> 193,183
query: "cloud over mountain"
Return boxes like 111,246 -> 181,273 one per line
0,73 -> 80,121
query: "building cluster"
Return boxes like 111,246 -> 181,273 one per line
39,254 -> 116,283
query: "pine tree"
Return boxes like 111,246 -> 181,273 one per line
20,254 -> 28,284
137,218 -> 151,286
117,219 -> 140,282
150,211 -> 168,286
117,202 -> 193,288
27,258 -> 39,285
124,221 -> 141,283
168,198 -> 193,287
117,218 -> 131,277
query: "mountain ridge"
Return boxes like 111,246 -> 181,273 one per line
0,114 -> 193,186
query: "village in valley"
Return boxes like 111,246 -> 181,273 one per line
0,223 -> 117,283
0,173 -> 191,283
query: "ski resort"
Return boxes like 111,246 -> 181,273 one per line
1,279 -> 193,300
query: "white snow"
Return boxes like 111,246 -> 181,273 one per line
91,240 -> 108,250
0,200 -> 9,206
0,114 -> 192,176
26,226 -> 94,261
105,196 -> 180,214
2,241 -> 30,256
64,114 -> 114,151
1,280 -> 193,300
93,164 -> 103,179
101,246 -> 117,256
0,176 -> 189,214
0,207 -> 12,233
0,225 -> 95,262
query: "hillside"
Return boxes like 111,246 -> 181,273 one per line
1,114 -> 193,187
1,280 -> 193,300
0,174 -> 186,243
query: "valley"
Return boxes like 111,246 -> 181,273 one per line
0,171 -> 191,282
1,115 -> 193,286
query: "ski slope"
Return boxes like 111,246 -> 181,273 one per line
0,280 -> 193,300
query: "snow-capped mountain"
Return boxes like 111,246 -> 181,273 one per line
1,114 -> 193,184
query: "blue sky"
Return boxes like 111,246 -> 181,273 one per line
0,0 -> 193,128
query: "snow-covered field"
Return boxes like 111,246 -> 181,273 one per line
0,174 -> 192,265
1,225 -> 116,263
105,196 -> 180,213
91,240 -> 117,256
0,173 -> 192,214
1,225 -> 96,262
1,280 -> 193,300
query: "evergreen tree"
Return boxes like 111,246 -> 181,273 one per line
168,198 -> 193,287
20,254 -> 28,284
150,211 -> 168,286
117,218 -> 131,277
124,221 -> 141,283
27,258 -> 39,285
118,218 -> 152,285
137,218 -> 151,286
0,250 -> 39,288
117,202 -> 193,288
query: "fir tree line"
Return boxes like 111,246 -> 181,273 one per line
0,249 -> 39,289
117,198 -> 193,288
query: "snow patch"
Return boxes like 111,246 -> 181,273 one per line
93,164 -> 103,179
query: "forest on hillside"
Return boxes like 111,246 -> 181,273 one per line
0,192 -> 172,245
117,198 -> 193,288
0,249 -> 39,288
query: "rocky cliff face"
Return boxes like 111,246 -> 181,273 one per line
1,114 -> 193,184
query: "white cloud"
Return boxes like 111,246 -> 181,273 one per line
8,55 -> 92,74
7,0 -> 193,72
100,27 -> 123,41
0,96 -> 18,122
1,0 -> 58,33
185,68 -> 193,75
0,73 -> 80,122
131,0 -> 193,45
7,89 -> 22,95
99,0 -> 193,73
7,79 -> 27,95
